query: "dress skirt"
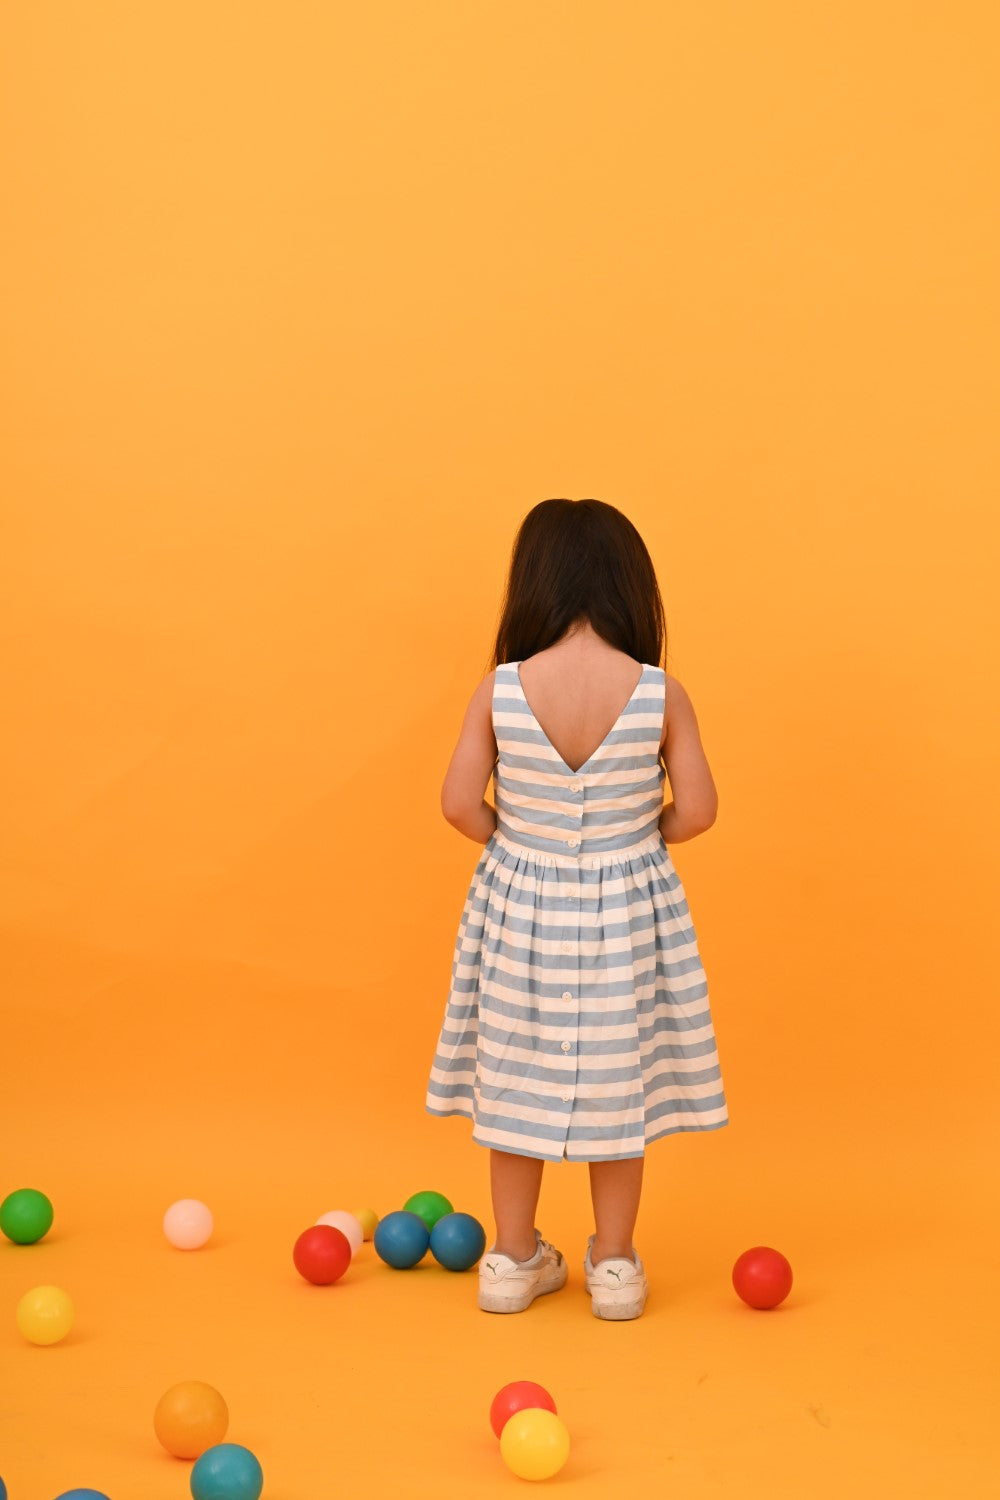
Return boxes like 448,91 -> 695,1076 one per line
426,828 -> 730,1162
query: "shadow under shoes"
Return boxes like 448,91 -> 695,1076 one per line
478,1229 -> 568,1313
584,1234 -> 649,1320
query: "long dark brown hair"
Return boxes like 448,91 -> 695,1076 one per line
489,499 -> 667,670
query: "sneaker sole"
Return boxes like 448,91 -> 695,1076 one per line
585,1282 -> 648,1320
478,1265 -> 569,1314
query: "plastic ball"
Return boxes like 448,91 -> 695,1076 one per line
490,1380 -> 558,1438
1,1476 -> 6,1499
54,1491 -> 112,1499
402,1189 -> 453,1232
352,1207 -> 379,1240
0,1187 -> 54,1244
732,1245 -> 794,1309
16,1283 -> 74,1345
293,1224 -> 351,1285
163,1200 -> 214,1250
499,1406 -> 570,1480
429,1211 -> 486,1271
315,1209 -> 363,1255
154,1380 -> 229,1458
373,1210 -> 430,1268
190,1442 -> 263,1500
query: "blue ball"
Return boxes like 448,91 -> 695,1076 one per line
54,1492 -> 112,1499
190,1444 -> 263,1500
429,1210 -> 487,1271
373,1209 -> 430,1268
1,1477 -> 6,1500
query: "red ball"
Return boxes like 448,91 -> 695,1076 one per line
293,1224 -> 351,1285
489,1380 -> 557,1438
732,1245 -> 793,1308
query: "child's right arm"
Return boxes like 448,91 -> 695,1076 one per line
658,676 -> 719,843
440,671 -> 499,844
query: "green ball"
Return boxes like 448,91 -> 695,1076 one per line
402,1190 -> 454,1233
0,1188 -> 54,1245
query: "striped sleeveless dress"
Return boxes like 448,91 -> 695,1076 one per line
425,660 -> 729,1162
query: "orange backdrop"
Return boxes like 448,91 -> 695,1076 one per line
1,4 -> 997,1497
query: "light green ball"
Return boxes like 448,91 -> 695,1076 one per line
402,1190 -> 454,1233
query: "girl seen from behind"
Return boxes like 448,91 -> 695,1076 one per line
426,498 -> 728,1320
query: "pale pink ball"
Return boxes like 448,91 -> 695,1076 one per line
163,1198 -> 214,1250
315,1209 -> 363,1256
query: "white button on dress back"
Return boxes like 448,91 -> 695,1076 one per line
561,1041 -> 572,1052
567,836 -> 580,848
561,990 -> 572,1000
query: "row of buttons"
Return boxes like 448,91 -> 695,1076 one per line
567,778 -> 584,851
559,896 -> 578,1095
560,968 -> 575,1094
560,895 -> 576,1095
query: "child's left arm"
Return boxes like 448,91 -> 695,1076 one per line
440,671 -> 499,843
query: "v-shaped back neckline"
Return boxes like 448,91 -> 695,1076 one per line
513,661 -> 648,775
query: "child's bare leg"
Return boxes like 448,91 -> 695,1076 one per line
588,1157 -> 644,1262
490,1148 -> 544,1261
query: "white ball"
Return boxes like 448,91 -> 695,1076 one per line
163,1198 -> 214,1250
315,1209 -> 363,1256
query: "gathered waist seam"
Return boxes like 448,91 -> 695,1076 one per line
491,828 -> 665,869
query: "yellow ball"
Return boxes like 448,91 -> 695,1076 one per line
16,1284 -> 75,1345
351,1207 -> 379,1241
499,1407 -> 571,1480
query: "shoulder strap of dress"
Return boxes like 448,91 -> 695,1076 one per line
491,663 -> 519,740
649,665 -> 667,752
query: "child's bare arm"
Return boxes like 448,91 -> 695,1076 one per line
441,672 -> 499,843
658,676 -> 719,843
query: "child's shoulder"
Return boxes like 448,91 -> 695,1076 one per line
462,667 -> 499,719
451,670 -> 500,748
661,674 -> 706,737
664,671 -> 693,702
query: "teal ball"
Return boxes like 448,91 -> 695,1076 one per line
191,1443 -> 263,1500
373,1210 -> 430,1268
430,1211 -> 487,1271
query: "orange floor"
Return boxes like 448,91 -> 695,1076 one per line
2,942 -> 995,1499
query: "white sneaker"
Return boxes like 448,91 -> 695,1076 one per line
584,1234 -> 649,1320
478,1230 -> 568,1313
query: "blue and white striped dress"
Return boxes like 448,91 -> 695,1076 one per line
425,661 -> 729,1162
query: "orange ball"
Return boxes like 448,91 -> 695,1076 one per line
153,1380 -> 229,1459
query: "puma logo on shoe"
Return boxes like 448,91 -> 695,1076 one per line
485,1262 -> 499,1275
607,1268 -> 623,1281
